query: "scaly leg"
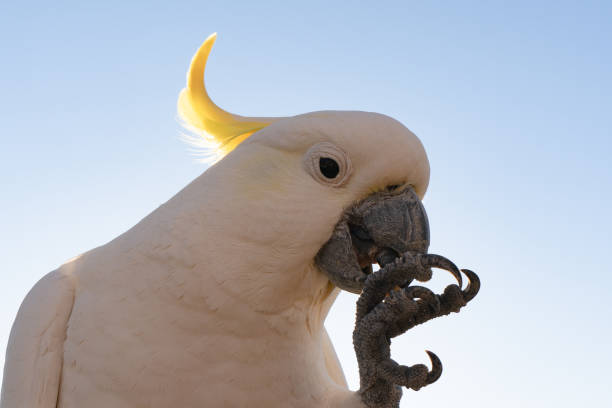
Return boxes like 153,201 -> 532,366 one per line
354,254 -> 480,408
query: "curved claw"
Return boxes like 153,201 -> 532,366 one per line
460,269 -> 480,302
418,254 -> 462,287
425,350 -> 443,384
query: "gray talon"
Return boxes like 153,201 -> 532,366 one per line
418,254 -> 462,286
425,350 -> 442,384
460,269 -> 480,302
386,351 -> 442,391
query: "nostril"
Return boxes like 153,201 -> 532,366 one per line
386,184 -> 400,192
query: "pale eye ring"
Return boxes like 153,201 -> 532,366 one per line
303,142 -> 352,187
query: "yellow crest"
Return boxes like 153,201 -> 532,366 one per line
178,33 -> 278,158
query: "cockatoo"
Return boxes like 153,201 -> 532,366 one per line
1,34 -> 479,408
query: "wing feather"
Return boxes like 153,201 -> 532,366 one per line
1,270 -> 75,408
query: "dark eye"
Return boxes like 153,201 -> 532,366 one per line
386,184 -> 400,192
319,157 -> 340,179
303,142 -> 352,187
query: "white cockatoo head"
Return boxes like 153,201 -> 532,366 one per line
175,34 -> 446,314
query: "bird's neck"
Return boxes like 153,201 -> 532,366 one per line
98,199 -> 338,341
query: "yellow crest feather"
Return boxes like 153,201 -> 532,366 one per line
178,33 -> 278,158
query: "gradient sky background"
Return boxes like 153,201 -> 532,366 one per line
1,1 -> 611,406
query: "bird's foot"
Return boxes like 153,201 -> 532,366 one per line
353,256 -> 480,408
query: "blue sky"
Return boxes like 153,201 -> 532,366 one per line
1,1 -> 611,406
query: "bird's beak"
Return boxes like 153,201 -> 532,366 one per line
315,186 -> 460,293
